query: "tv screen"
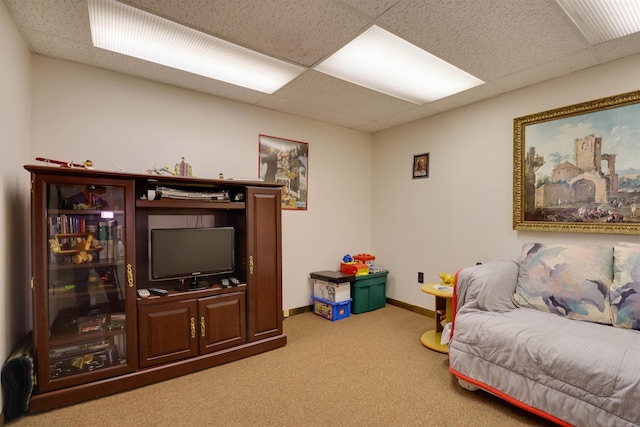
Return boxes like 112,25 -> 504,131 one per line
150,227 -> 235,286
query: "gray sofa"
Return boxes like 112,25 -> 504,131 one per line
448,243 -> 640,427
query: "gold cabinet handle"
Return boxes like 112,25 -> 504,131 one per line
200,316 -> 205,337
190,317 -> 196,339
249,255 -> 254,275
126,264 -> 134,287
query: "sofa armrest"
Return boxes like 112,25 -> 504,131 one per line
455,259 -> 519,313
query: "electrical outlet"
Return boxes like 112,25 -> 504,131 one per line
418,272 -> 424,283
283,309 -> 290,318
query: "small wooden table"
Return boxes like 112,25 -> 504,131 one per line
420,282 -> 453,353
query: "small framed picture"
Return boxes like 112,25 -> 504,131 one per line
413,153 -> 429,179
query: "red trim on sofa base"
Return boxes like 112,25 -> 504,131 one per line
448,367 -> 573,427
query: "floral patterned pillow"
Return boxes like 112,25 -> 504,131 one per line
513,243 -> 613,324
611,243 -> 640,330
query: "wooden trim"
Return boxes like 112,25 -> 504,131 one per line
285,298 -> 434,319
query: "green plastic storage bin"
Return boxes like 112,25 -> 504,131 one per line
351,270 -> 388,314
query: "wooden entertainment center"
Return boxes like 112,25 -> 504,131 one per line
24,165 -> 285,412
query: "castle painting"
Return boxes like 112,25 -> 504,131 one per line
514,91 -> 640,232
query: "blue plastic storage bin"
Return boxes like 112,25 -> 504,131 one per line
311,296 -> 352,321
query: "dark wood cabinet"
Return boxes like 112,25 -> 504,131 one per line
25,165 -> 285,412
138,290 -> 246,367
199,291 -> 247,354
246,187 -> 283,341
138,299 -> 198,367
29,172 -> 137,394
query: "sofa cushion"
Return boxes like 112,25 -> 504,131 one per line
611,242 -> 640,330
513,243 -> 613,324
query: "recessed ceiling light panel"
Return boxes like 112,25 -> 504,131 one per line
88,0 -> 305,93
314,25 -> 484,104
556,0 -> 640,44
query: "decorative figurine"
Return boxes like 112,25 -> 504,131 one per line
146,165 -> 175,175
175,157 -> 193,177
36,157 -> 93,168
439,272 -> 455,286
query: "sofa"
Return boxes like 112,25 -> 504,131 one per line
448,242 -> 640,427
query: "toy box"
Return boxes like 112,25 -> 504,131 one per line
312,279 -> 351,302
340,262 -> 369,276
311,296 -> 352,321
310,271 -> 354,303
353,253 -> 375,266
351,270 -> 388,314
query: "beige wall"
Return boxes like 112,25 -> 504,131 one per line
31,56 -> 373,311
0,0 -> 32,402
372,52 -> 640,310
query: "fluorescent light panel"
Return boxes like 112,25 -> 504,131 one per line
314,25 -> 484,104
556,0 -> 640,44
88,0 -> 304,94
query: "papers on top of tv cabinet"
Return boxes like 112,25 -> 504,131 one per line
156,186 -> 229,201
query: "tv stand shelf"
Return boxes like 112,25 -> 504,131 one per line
136,199 -> 246,209
24,165 -> 284,413
136,283 -> 247,306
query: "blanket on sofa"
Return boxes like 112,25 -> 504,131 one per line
449,257 -> 640,427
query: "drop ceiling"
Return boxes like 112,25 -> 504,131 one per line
4,0 -> 640,133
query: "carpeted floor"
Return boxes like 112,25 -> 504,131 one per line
10,305 -> 556,426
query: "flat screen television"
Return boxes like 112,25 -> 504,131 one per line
150,226 -> 235,290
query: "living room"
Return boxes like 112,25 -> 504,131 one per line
2,0 -> 640,422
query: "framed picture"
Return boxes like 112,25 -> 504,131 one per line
513,90 -> 640,234
413,153 -> 429,179
259,134 -> 308,210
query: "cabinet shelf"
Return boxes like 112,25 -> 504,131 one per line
136,283 -> 247,306
49,327 -> 125,349
136,199 -> 245,210
48,209 -> 125,215
48,283 -> 121,300
49,310 -> 126,349
48,260 -> 123,271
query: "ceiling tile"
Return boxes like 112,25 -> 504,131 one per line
336,0 -> 403,19
27,31 -> 94,64
4,0 -> 91,44
274,70 -> 417,121
257,95 -> 371,129
595,32 -> 640,62
377,0 -> 590,80
129,0 -> 370,66
354,121 -> 395,133
375,104 -> 440,127
423,83 -> 505,114
493,49 -> 599,91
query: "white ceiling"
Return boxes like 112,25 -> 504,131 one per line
5,0 -> 640,133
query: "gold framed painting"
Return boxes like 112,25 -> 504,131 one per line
513,90 -> 640,234
259,134 -> 308,210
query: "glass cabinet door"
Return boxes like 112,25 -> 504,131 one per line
33,174 -> 135,391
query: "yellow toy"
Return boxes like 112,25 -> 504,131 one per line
71,234 -> 94,264
439,272 -> 455,286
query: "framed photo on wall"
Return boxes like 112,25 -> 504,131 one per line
259,134 -> 308,210
413,153 -> 429,179
513,89 -> 640,234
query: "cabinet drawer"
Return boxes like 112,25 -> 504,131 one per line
138,300 -> 198,368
